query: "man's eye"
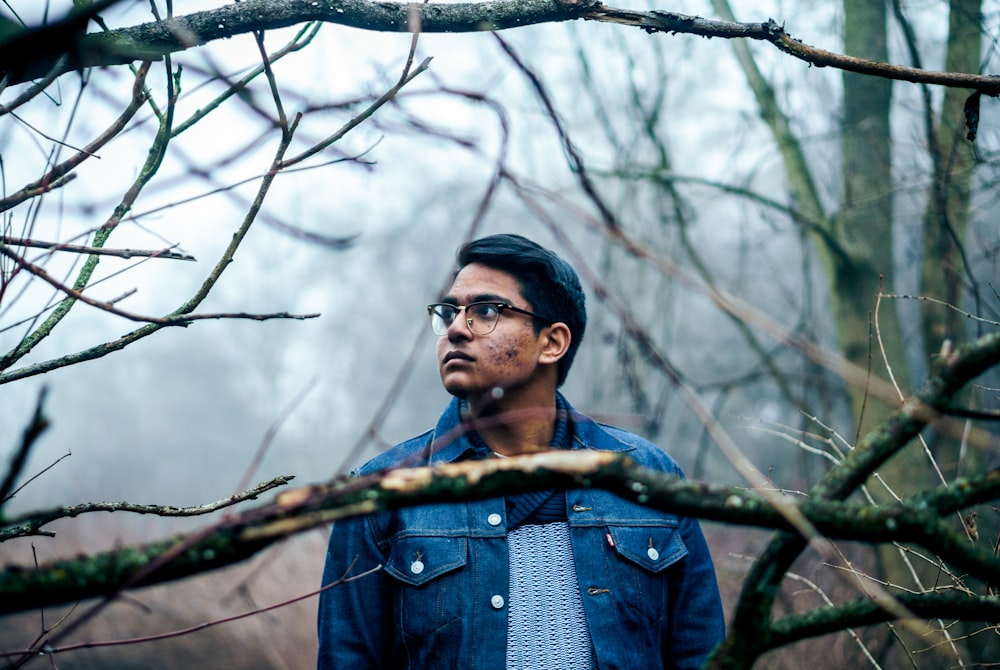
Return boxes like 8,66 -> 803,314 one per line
436,306 -> 459,323
470,303 -> 500,320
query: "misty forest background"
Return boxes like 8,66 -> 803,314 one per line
1,0 -> 999,668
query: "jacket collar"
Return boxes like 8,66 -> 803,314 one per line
425,393 -> 636,465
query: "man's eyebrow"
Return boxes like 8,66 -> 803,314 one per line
439,293 -> 509,305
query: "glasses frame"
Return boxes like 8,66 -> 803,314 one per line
426,301 -> 551,336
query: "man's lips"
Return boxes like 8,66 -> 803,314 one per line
443,351 -> 475,364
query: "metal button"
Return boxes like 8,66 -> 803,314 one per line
487,513 -> 502,526
410,560 -> 425,575
647,547 -> 660,561
490,594 -> 505,609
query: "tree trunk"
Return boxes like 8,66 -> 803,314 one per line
838,0 -> 905,431
918,0 -> 982,481
920,0 -> 982,365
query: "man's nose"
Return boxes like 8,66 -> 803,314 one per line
446,312 -> 473,340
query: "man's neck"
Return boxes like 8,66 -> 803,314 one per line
464,391 -> 558,457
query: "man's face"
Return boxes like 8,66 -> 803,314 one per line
435,263 -> 549,401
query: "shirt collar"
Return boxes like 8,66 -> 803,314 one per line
424,393 -> 636,464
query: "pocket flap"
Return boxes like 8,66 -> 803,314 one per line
385,536 -> 468,586
607,526 -> 687,573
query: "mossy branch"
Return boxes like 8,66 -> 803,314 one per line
711,330 -> 1000,669
2,444 -> 999,616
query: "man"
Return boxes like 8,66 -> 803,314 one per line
317,234 -> 725,669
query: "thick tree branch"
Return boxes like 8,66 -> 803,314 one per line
2,445 -> 999,616
587,9 -> 1000,94
763,592 -> 1000,653
3,0 -> 998,94
0,0 -> 597,84
712,329 -> 1000,669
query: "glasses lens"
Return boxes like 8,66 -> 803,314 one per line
429,304 -> 458,335
466,303 -> 501,335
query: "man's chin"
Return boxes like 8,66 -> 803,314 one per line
443,378 -> 498,403
442,378 -> 472,400
444,383 -> 512,408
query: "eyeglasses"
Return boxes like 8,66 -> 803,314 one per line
427,301 -> 551,336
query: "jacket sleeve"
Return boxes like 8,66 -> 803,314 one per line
316,511 -> 391,670
665,514 -> 726,670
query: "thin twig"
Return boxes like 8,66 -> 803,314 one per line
1,476 -> 295,542
0,243 -> 317,325
1,452 -> 72,518
0,62 -> 152,214
5,563 -> 380,660
881,292 -> 1000,327
0,386 -> 50,505
235,380 -> 318,494
1,236 -> 195,261
784,571 -> 883,669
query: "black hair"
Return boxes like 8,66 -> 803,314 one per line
456,234 -> 586,386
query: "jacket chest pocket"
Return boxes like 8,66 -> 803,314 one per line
604,525 -> 688,621
607,525 -> 687,573
385,536 -> 469,640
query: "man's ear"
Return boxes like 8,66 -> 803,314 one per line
538,322 -> 571,366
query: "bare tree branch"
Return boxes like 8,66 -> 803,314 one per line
761,592 -> 1000,656
4,1 -> 998,94
0,563 -> 382,662
710,327 -> 1000,668
0,62 -> 175,373
1,236 -> 195,262
0,61 -> 151,213
0,242 -> 317,325
588,8 -> 1000,93
0,386 -> 49,505
2,442 -> 999,615
1,476 -> 294,541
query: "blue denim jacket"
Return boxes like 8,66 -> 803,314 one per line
317,395 -> 725,670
